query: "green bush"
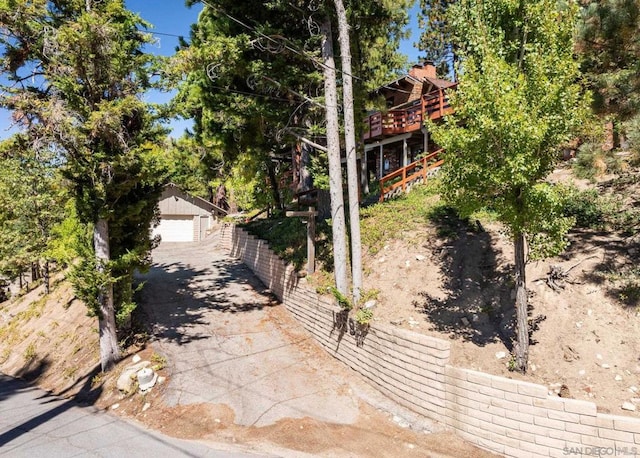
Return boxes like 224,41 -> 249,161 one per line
560,188 -> 607,229
573,142 -> 626,179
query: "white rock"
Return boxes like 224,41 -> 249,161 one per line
157,376 -> 166,385
471,314 -> 479,322
214,418 -> 221,423
629,386 -> 638,393
142,402 -> 151,412
615,375 -> 623,382
601,364 -> 611,369
364,300 -> 377,309
415,254 -> 426,261
132,354 -> 142,363
587,309 -> 592,316
495,351 -> 507,360
621,402 -> 637,411
596,354 -> 603,360
116,361 -> 152,393
461,317 -> 470,326
405,260 -> 411,267
530,364 -> 537,372
575,322 -> 582,329
111,403 -> 120,410
578,370 -> 586,376
378,257 -> 386,263
632,398 -> 640,404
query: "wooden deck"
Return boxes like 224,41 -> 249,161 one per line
363,87 -> 456,140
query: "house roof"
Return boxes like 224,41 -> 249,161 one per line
422,76 -> 457,90
372,74 -> 423,95
164,183 -> 227,216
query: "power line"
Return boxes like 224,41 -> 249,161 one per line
199,0 -> 364,81
194,1 -> 418,99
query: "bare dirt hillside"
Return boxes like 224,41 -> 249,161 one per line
0,278 -> 101,399
362,166 -> 640,418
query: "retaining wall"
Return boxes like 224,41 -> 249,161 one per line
220,224 -> 640,457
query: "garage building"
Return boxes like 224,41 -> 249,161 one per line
153,184 -> 227,242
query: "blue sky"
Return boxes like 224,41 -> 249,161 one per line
0,1 -> 422,140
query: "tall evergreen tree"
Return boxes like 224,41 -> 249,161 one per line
174,1 -> 411,296
0,0 -> 167,371
577,0 -> 640,120
419,0 -> 456,76
0,135 -> 64,292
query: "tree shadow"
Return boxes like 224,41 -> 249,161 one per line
560,228 -> 640,308
412,208 -> 517,350
14,357 -> 52,383
0,363 -> 103,447
135,250 -> 279,346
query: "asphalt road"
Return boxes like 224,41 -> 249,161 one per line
0,374 -> 268,457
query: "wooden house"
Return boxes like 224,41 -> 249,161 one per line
362,61 -> 456,199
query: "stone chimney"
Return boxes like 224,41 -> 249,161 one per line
408,61 -> 437,80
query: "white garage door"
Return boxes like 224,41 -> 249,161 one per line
153,216 -> 194,242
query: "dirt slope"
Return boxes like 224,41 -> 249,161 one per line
362,168 -> 640,417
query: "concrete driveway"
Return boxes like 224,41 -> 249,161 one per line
135,233 -> 499,458
139,233 -> 364,427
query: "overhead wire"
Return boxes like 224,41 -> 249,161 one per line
142,1 -> 413,97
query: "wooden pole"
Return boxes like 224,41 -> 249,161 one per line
286,207 -> 318,275
307,207 -> 316,274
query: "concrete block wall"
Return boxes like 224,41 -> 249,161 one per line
221,224 -> 640,457
445,366 -> 640,457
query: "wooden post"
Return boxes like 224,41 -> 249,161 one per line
402,167 -> 407,192
307,207 -> 316,274
285,207 -> 318,275
439,88 -> 444,117
422,156 -> 427,181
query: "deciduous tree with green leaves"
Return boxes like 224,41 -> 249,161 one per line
430,0 -> 588,372
0,0 -> 167,372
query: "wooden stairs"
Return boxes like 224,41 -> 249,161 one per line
379,150 -> 444,202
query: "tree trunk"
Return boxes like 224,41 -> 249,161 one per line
514,231 -> 529,372
94,218 -> 121,372
266,160 -> 282,211
299,142 -> 313,193
333,0 -> 363,304
320,18 -> 349,296
43,261 -> 50,295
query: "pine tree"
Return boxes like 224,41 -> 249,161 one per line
577,0 -> 640,120
0,134 -> 64,293
0,0 -> 167,372
419,0 -> 457,76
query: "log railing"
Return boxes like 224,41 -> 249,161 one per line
379,150 -> 444,202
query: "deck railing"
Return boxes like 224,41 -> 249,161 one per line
363,86 -> 456,140
379,150 -> 444,202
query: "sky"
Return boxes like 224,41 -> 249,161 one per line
0,0 -> 422,140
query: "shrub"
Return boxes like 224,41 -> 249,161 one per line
560,187 -> 607,229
